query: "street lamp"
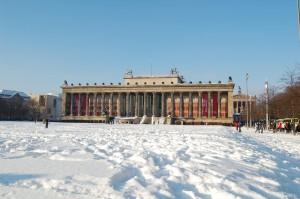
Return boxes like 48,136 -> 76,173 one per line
246,73 -> 249,129
265,81 -> 269,130
298,0 -> 300,40
250,95 -> 252,128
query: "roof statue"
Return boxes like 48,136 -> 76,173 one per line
124,69 -> 133,78
170,68 -> 179,75
126,69 -> 133,76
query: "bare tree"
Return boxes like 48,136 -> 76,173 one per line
255,65 -> 300,120
296,64 -> 300,84
280,67 -> 298,87
26,99 -> 41,121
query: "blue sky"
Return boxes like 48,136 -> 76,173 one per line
0,0 -> 299,95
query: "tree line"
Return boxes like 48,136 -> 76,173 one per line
253,65 -> 300,120
0,96 -> 42,121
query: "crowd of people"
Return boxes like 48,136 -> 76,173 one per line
270,120 -> 300,134
253,119 -> 300,135
234,119 -> 300,135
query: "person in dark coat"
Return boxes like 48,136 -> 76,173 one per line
259,121 -> 264,133
45,119 -> 49,128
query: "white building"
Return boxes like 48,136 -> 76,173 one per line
30,94 -> 62,121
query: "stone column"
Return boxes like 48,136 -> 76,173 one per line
171,93 -> 174,117
135,93 -> 139,117
161,92 -> 165,117
189,92 -> 193,118
218,92 -> 221,118
61,92 -> 66,117
109,93 -> 113,116
138,94 -> 142,116
152,92 -> 156,116
208,92 -> 211,118
93,93 -> 97,116
227,91 -> 233,119
78,93 -> 81,116
126,93 -> 130,117
179,92 -> 183,117
143,93 -> 147,116
85,93 -> 89,116
198,92 -> 202,118
101,93 -> 105,114
70,93 -> 74,116
117,93 -> 121,117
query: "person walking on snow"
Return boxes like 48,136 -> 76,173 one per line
255,122 -> 259,133
238,121 -> 242,132
45,119 -> 49,128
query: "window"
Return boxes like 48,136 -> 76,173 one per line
153,82 -> 156,85
171,82 -> 174,84
135,82 -> 138,85
162,82 -> 165,84
53,99 -> 57,108
144,82 -> 147,85
39,96 -> 46,106
127,83 -> 130,85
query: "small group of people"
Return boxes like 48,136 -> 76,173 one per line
102,110 -> 115,124
272,120 -> 300,134
255,121 -> 264,133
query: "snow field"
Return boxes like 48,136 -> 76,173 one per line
0,122 -> 300,199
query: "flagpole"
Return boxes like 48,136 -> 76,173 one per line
298,0 -> 300,40
246,73 -> 249,129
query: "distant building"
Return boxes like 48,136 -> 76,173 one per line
61,69 -> 235,124
30,94 -> 62,121
0,89 -> 30,101
0,89 -> 30,120
233,94 -> 256,114
233,91 -> 256,124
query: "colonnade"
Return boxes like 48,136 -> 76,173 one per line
64,91 -> 231,119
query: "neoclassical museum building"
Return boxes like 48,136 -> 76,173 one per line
61,69 -> 235,124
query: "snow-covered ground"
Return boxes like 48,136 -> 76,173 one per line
0,122 -> 300,199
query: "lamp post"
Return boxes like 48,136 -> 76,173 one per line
298,0 -> 300,40
250,95 -> 252,128
265,81 -> 269,130
246,73 -> 249,129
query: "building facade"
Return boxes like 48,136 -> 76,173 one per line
0,89 -> 30,120
61,71 -> 235,124
233,91 -> 257,126
30,94 -> 62,121
0,89 -> 30,101
233,94 -> 256,115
